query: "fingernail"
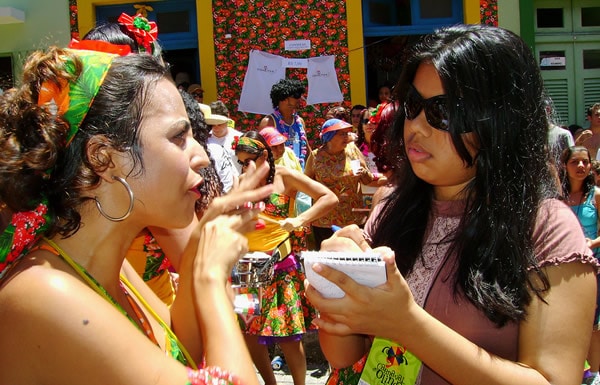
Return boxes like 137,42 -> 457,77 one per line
254,201 -> 265,211
255,220 -> 266,230
243,201 -> 254,209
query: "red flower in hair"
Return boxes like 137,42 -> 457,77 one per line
232,136 -> 240,150
118,13 -> 158,54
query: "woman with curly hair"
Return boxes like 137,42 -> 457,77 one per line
0,44 -> 274,385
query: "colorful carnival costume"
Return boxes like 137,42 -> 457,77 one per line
240,192 -> 317,343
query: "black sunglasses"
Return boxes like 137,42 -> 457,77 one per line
290,92 -> 302,99
403,84 -> 449,131
237,156 -> 259,167
362,118 -> 371,124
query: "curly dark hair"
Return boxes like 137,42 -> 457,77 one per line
325,106 -> 349,122
0,48 -> 169,238
179,90 -> 224,213
269,78 -> 306,109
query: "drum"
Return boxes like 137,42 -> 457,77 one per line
231,251 -> 279,288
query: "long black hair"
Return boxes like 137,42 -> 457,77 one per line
370,24 -> 557,326
561,146 -> 596,202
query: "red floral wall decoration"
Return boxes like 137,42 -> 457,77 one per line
212,0 -> 351,144
480,0 -> 498,26
69,0 -> 79,40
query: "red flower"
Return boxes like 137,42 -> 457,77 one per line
232,136 -> 240,150
118,13 -> 158,54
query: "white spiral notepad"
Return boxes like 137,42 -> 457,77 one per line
302,251 -> 387,298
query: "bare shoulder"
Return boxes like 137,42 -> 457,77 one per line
0,255 -> 174,384
594,186 -> 600,206
0,258 -> 110,338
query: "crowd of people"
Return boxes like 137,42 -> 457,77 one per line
0,14 -> 599,385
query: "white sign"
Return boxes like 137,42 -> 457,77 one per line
540,56 -> 566,67
285,39 -> 311,51
284,58 -> 308,68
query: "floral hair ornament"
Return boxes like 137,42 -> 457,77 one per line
370,103 -> 385,126
231,135 -> 240,150
236,136 -> 266,152
0,201 -> 51,282
37,49 -> 116,147
118,12 -> 158,54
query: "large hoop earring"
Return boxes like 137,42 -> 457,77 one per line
95,176 -> 134,222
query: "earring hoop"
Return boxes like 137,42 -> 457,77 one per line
95,176 -> 134,222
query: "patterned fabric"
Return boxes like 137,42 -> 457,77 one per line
309,143 -> 373,227
37,49 -> 116,146
186,366 -> 243,385
126,229 -> 175,306
325,354 -> 367,385
241,192 -> 317,339
211,1 -> 352,146
0,203 -> 50,281
271,109 -> 310,169
241,256 -> 317,338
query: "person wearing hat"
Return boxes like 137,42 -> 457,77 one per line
200,103 -> 241,193
260,126 -> 302,172
187,83 -> 204,103
304,118 -> 380,248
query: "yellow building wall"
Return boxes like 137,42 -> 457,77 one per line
346,1 -> 366,107
196,1 -> 216,104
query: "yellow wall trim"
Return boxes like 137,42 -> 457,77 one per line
346,2 -> 367,107
464,0 -> 481,24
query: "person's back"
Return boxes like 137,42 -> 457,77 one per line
548,123 -> 574,166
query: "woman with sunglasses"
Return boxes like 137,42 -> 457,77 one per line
259,79 -> 311,170
305,24 -> 598,385
234,130 -> 337,385
355,107 -> 385,201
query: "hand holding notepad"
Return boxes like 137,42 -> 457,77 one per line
303,251 -> 387,298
